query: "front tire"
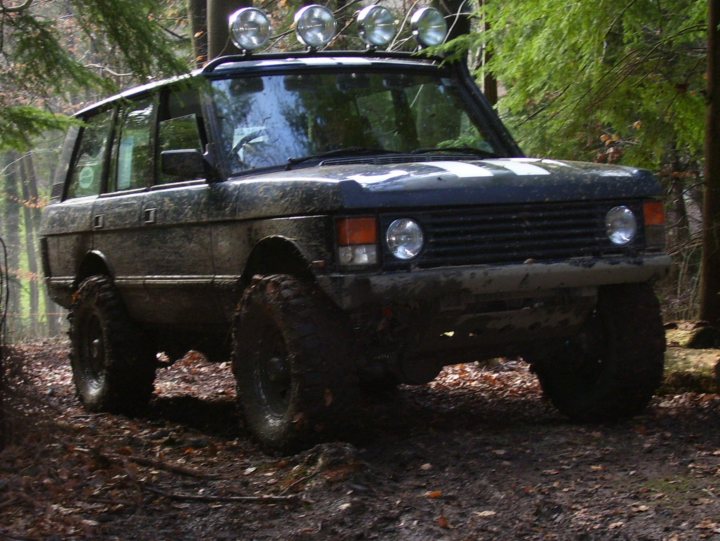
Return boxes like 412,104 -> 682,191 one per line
69,275 -> 156,413
232,274 -> 359,453
532,283 -> 665,422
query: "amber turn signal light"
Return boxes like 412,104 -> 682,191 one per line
643,200 -> 665,226
336,216 -> 378,245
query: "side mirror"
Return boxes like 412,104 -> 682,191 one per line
160,149 -> 212,181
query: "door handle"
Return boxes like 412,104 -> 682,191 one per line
93,215 -> 104,229
143,208 -> 157,224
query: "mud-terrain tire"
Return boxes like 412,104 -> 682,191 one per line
532,283 -> 665,422
69,275 -> 156,413
232,274 -> 359,453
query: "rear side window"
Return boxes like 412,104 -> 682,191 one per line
113,98 -> 155,192
65,110 -> 114,199
157,85 -> 205,184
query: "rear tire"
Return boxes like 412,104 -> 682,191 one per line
232,274 -> 359,453
69,275 -> 156,413
532,283 -> 665,422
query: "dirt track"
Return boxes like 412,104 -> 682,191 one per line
2,340 -> 720,540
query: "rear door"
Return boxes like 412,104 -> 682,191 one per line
92,96 -> 155,319
42,109 -> 114,305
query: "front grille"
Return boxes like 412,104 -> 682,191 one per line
381,201 -> 645,269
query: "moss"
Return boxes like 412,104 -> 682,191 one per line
659,347 -> 720,395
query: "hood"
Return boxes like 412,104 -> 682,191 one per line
226,157 -> 661,216
332,158 -> 661,208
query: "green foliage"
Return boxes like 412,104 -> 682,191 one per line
0,0 -> 191,152
0,107 -> 79,151
11,12 -> 106,95
446,0 -> 707,169
71,0 -> 188,78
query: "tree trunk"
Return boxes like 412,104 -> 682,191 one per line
481,1 -> 498,106
206,0 -> 252,61
700,0 -> 720,323
187,0 -> 208,67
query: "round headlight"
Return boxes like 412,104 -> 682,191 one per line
606,206 -> 637,245
229,8 -> 272,51
387,219 -> 424,260
295,4 -> 337,49
410,7 -> 448,48
357,6 -> 397,48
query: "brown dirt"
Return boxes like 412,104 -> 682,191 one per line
2,340 -> 720,540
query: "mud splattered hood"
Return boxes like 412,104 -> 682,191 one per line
230,157 -> 662,214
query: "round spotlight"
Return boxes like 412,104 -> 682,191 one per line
357,6 -> 397,48
229,7 -> 272,51
410,7 -> 448,48
606,206 -> 637,245
386,219 -> 424,260
295,4 -> 337,49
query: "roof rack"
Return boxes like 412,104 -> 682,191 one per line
201,50 -> 439,74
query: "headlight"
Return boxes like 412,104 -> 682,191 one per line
357,6 -> 397,49
295,4 -> 337,49
386,219 -> 424,260
229,8 -> 272,51
606,206 -> 637,245
410,7 -> 448,48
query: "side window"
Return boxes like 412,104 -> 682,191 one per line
65,110 -> 114,199
113,98 -> 155,192
157,85 -> 204,183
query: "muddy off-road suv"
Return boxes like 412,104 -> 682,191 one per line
41,6 -> 670,451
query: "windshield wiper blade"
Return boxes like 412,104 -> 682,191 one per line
410,146 -> 498,159
286,147 -> 400,169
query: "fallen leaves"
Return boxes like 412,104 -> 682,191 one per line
696,519 -> 720,533
3,342 -> 720,540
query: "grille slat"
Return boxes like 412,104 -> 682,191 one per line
382,201 -> 644,269
427,235 -> 609,255
429,225 -> 601,241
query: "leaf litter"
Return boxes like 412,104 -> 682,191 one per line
1,341 -> 719,539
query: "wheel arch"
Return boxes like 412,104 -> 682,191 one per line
74,250 -> 114,290
240,236 -> 315,287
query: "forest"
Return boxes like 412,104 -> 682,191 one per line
1,1 -> 720,539
0,0 -> 718,339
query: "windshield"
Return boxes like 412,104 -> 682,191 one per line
210,69 -> 501,174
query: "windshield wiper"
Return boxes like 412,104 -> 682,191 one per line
286,147 -> 401,169
410,146 -> 499,159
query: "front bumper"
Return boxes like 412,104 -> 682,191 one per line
317,254 -> 670,363
318,254 -> 671,312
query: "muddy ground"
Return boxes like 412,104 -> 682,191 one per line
1,340 -> 719,540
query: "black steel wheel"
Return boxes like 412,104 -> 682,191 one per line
532,283 -> 665,422
232,274 -> 359,453
69,275 -> 156,413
